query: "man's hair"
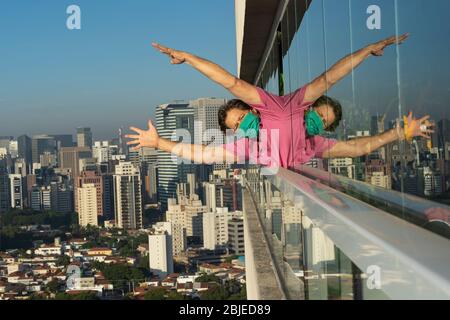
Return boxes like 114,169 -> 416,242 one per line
218,99 -> 253,133
312,95 -> 342,132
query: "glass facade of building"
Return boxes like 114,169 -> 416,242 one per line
243,0 -> 450,300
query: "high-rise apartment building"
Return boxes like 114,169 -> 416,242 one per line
113,162 -> 143,230
75,171 -> 103,216
165,200 -> 187,257
148,222 -> 174,279
77,184 -> 99,227
203,207 -> 231,250
228,215 -> 245,256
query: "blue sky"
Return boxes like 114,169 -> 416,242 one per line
0,0 -> 236,139
1,0 -> 449,140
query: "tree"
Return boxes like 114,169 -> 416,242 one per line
166,291 -> 189,300
195,273 -> 221,284
46,279 -> 62,294
228,285 -> 247,300
56,255 -> 71,267
200,285 -> 229,300
144,288 -> 166,300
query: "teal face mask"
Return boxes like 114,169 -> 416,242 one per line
237,112 -> 260,139
305,110 -> 325,136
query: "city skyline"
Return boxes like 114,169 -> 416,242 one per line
2,1 -> 450,140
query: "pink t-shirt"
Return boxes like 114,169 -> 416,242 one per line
223,85 -> 337,170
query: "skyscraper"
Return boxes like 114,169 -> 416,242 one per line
113,162 -> 143,230
59,147 -> 92,179
77,128 -> 93,148
0,159 -> 11,213
18,135 -> 32,167
31,135 -> 57,164
191,97 -> 228,171
156,103 -> 196,210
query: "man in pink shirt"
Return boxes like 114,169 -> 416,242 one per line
126,34 -> 433,172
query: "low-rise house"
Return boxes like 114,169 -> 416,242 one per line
161,278 -> 176,288
34,244 -> 62,256
176,282 -> 194,293
7,263 -> 26,275
0,254 -> 16,264
177,275 -> 198,284
198,263 -> 228,274
32,266 -> 50,276
104,256 -> 126,264
193,282 -> 211,292
87,248 -> 113,256
67,239 -> 88,250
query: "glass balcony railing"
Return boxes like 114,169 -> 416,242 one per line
243,166 -> 450,300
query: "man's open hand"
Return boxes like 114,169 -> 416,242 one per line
125,120 -> 160,151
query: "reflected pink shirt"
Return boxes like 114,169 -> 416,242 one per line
223,86 -> 337,170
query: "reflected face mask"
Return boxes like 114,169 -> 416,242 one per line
305,110 -> 325,136
238,112 -> 260,139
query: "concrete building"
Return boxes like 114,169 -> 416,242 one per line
203,207 -> 231,250
59,147 -> 92,179
149,222 -> 174,279
75,171 -> 103,216
77,183 -> 99,227
9,174 -> 24,209
113,162 -> 143,230
184,194 -> 208,242
92,141 -> 118,164
165,200 -> 187,256
228,216 -> 245,256
328,158 -> 356,180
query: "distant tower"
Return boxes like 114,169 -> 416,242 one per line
77,128 -> 93,148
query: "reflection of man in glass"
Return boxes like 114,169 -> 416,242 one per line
127,34 -> 433,170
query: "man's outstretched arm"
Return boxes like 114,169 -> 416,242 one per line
126,120 -> 237,165
152,43 -> 261,105
322,113 -> 433,159
304,33 -> 409,103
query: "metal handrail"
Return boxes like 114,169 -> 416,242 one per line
259,167 -> 450,299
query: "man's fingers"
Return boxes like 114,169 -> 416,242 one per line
148,120 -> 155,129
127,140 -> 140,146
125,134 -> 140,139
131,146 -> 141,152
420,115 -> 431,122
152,42 -> 173,56
129,126 -> 143,134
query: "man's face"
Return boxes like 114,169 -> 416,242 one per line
314,104 -> 336,130
225,108 -> 253,133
